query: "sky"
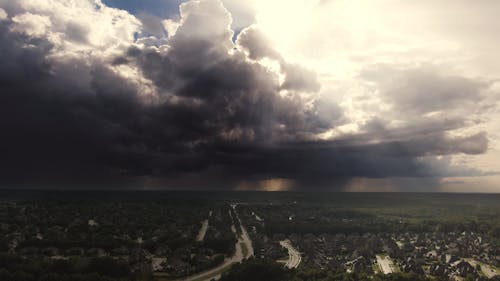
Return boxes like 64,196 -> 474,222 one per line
0,0 -> 499,192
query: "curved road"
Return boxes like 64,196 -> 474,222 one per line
279,239 -> 301,269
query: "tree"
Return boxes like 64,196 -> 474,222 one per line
220,259 -> 289,281
85,257 -> 130,278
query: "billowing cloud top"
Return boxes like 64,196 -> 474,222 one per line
0,0 -> 498,191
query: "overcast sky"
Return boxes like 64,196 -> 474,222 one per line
0,0 -> 499,192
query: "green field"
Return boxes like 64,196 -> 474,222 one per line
240,242 -> 248,258
191,262 -> 235,281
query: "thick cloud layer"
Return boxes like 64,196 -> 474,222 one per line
0,0 -> 495,190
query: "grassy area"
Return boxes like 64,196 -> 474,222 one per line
155,263 -> 235,281
191,262 -> 234,281
241,242 -> 249,257
153,271 -> 177,281
154,272 -> 171,281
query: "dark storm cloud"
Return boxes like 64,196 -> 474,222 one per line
0,0 -> 493,189
348,116 -> 488,156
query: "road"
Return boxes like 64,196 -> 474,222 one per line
279,239 -> 301,269
178,204 -> 253,281
195,220 -> 209,242
252,212 -> 263,222
231,204 -> 254,257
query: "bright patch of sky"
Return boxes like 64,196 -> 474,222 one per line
102,0 -> 184,19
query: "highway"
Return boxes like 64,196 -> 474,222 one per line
179,204 -> 253,281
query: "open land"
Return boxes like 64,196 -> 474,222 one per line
0,191 -> 498,281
